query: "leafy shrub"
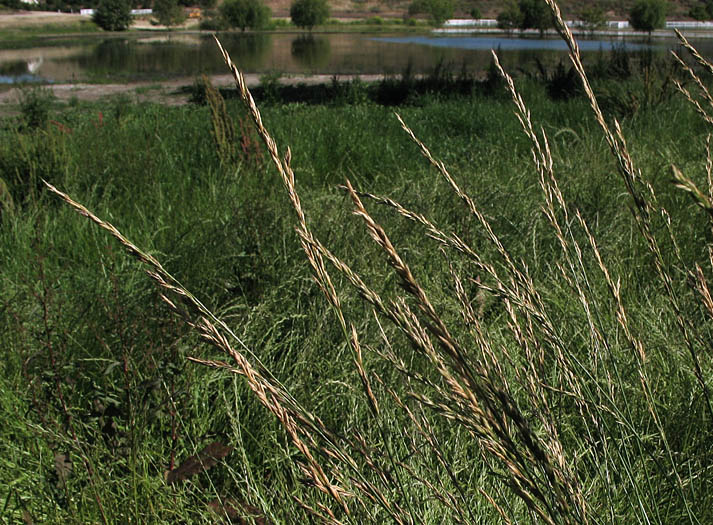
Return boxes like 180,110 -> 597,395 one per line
689,4 -> 709,20
518,0 -> 553,34
290,0 -> 329,30
153,0 -> 186,28
266,17 -> 292,29
579,6 -> 607,31
0,0 -> 23,9
198,15 -> 227,30
18,86 -> 56,130
408,0 -> 454,27
93,0 -> 132,31
497,1 -> 523,31
256,71 -> 284,104
629,0 -> 667,33
219,0 -> 270,31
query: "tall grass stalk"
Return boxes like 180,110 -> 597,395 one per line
43,2 -> 713,522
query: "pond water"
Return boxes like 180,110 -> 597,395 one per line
0,31 -> 711,84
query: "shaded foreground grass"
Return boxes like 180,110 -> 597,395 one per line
2,18 -> 713,524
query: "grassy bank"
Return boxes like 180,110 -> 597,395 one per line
0,18 -> 101,43
2,26 -> 713,524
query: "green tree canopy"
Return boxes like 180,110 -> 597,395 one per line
198,0 -> 217,9
290,0 -> 329,30
93,0 -> 132,31
497,1 -> 523,31
579,6 -> 607,32
153,0 -> 186,28
408,0 -> 454,27
220,0 -> 271,31
518,0 -> 553,35
689,3 -> 708,20
0,0 -> 23,9
629,0 -> 667,33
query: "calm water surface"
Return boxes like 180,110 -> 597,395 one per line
0,32 -> 710,84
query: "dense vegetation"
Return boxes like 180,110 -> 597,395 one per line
289,0 -> 330,30
219,0 -> 271,31
3,18 -> 713,525
153,0 -> 187,28
628,0 -> 668,32
92,0 -> 132,31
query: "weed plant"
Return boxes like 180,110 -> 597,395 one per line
3,2 -> 713,522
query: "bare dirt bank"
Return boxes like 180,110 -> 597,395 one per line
0,73 -> 388,109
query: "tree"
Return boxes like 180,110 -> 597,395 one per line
408,0 -> 454,27
629,0 -> 667,34
290,0 -> 329,31
153,0 -> 186,28
198,0 -> 217,9
0,0 -> 23,9
93,0 -> 132,31
497,1 -> 522,32
518,0 -> 553,36
579,6 -> 607,33
689,1 -> 713,20
220,0 -> 271,31
689,4 -> 707,20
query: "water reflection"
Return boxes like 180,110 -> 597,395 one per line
27,57 -> 43,73
291,35 -> 331,70
55,34 -> 273,81
0,59 -> 47,84
222,33 -> 272,71
0,31 -> 709,84
373,35 -> 657,52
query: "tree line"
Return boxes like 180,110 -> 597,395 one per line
497,0 -> 670,35
87,0 -> 331,31
35,0 -> 683,34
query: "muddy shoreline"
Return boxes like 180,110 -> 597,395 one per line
0,73 -> 390,111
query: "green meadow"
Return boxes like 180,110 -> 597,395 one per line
2,26 -> 713,523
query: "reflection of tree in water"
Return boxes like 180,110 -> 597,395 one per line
217,33 -> 272,71
85,40 -> 132,74
76,34 -> 272,80
81,39 -> 179,80
291,35 -> 331,70
0,61 -> 29,76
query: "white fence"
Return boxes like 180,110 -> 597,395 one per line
666,20 -> 713,29
443,19 -> 713,31
443,19 -> 498,28
80,8 -> 152,16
